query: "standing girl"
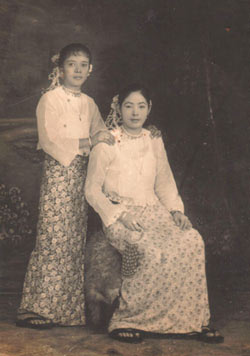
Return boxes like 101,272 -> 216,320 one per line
16,43 -> 114,329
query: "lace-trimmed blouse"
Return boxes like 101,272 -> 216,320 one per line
36,86 -> 106,166
85,128 -> 184,227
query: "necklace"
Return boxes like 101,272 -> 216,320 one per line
62,85 -> 81,97
121,126 -> 144,139
62,86 -> 83,121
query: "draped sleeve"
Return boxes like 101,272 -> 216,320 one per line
152,137 -> 184,213
85,142 -> 126,227
89,98 -> 107,137
36,92 -> 79,167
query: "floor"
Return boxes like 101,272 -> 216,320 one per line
1,252 -> 250,356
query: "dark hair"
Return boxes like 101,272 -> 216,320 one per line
118,84 -> 151,106
58,43 -> 92,67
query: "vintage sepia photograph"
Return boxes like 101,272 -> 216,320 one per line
0,0 -> 250,355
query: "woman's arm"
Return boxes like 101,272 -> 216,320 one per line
153,137 -> 192,230
153,137 -> 184,213
37,94 -> 79,166
85,143 -> 125,227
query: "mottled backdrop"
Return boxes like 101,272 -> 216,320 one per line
1,0 -> 250,271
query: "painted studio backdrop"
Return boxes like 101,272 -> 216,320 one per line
0,0 -> 250,273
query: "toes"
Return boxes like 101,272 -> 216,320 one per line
118,332 -> 140,339
31,319 -> 51,325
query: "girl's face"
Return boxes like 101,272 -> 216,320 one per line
120,91 -> 151,134
60,51 -> 92,90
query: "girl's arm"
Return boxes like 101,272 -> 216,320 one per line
88,100 -> 115,146
37,94 -> 79,166
85,143 -> 126,227
89,99 -> 107,137
153,137 -> 184,213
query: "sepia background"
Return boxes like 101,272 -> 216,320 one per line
0,1 -> 250,355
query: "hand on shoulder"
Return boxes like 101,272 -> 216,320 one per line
146,125 -> 162,139
91,130 -> 115,147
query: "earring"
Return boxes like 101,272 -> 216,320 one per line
88,64 -> 93,77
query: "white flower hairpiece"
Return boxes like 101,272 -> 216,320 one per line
51,53 -> 60,65
41,52 -> 60,94
111,94 -> 119,109
105,94 -> 122,129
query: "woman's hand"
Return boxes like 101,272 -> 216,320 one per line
146,125 -> 162,139
171,211 -> 192,230
118,212 -> 145,232
91,130 -> 115,147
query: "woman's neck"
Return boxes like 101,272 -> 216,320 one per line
121,126 -> 143,137
62,85 -> 81,97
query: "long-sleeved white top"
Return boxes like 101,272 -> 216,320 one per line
85,127 -> 184,227
36,86 -> 106,166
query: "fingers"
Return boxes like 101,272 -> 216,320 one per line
172,213 -> 192,230
127,220 -> 143,232
148,125 -> 162,139
122,214 -> 145,232
137,220 -> 146,231
185,220 -> 192,230
179,217 -> 192,230
107,133 -> 116,144
100,132 -> 115,145
92,131 -> 116,146
133,221 -> 144,232
150,130 -> 162,139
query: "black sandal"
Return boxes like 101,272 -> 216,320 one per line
109,328 -> 143,344
142,328 -> 223,343
197,327 -> 224,344
16,315 -> 55,330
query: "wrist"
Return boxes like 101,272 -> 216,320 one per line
79,138 -> 84,149
170,210 -> 182,216
90,134 -> 97,147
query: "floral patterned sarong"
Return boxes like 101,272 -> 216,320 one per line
18,154 -> 88,325
104,203 -> 211,334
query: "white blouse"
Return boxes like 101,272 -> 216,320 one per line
36,86 -> 106,166
85,128 -> 184,227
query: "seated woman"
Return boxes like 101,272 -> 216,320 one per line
85,84 -> 224,344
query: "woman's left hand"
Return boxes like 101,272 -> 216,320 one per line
146,125 -> 162,139
171,211 -> 192,230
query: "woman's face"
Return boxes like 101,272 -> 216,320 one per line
61,51 -> 92,90
120,91 -> 151,134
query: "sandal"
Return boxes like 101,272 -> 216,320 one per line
16,314 -> 55,330
142,328 -> 223,343
197,327 -> 224,344
109,328 -> 143,344
150,332 -> 200,340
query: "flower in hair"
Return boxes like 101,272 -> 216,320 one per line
51,53 -> 60,65
41,53 -> 60,94
106,94 -> 122,129
111,94 -> 119,109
